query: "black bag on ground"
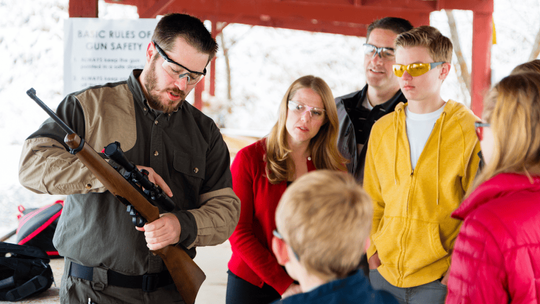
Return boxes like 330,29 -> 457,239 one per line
16,200 -> 63,257
0,242 -> 54,301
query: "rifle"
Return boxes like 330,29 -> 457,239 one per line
26,88 -> 206,304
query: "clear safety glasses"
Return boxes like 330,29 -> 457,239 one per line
287,100 -> 326,120
153,41 -> 206,85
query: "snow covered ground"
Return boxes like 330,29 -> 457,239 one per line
1,0 -> 539,237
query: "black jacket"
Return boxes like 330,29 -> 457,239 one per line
336,84 -> 407,183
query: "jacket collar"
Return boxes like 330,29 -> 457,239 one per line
339,84 -> 406,114
452,173 -> 540,221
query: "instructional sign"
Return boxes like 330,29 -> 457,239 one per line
64,18 -> 159,95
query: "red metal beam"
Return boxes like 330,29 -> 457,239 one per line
437,0 -> 493,13
69,0 -> 98,17
93,0 -> 494,113
139,0 -> 176,18
107,0 -> 432,30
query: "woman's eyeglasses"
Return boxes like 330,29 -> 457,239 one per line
475,121 -> 490,141
392,62 -> 445,77
288,100 -> 325,120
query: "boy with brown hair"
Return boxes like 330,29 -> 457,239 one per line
364,26 -> 481,304
271,170 -> 397,304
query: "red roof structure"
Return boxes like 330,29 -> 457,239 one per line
69,0 -> 493,116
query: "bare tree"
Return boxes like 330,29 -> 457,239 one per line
446,10 -> 471,99
218,26 -> 233,102
529,27 -> 540,60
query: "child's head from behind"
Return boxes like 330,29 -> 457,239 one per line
393,26 -> 452,102
274,170 -> 373,282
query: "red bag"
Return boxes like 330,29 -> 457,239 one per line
16,200 -> 63,257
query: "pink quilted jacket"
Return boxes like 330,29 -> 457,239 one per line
446,173 -> 540,304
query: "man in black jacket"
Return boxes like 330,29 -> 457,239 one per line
336,17 -> 413,183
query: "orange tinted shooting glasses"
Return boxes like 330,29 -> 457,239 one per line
393,62 -> 445,77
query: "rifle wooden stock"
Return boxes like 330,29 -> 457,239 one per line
64,133 -> 206,304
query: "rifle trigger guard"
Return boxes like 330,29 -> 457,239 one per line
69,138 -> 85,154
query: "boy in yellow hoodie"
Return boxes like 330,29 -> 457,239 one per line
364,26 -> 481,304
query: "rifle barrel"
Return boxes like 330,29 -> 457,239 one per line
26,88 -> 75,135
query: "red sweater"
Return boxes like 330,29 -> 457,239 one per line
447,173 -> 540,304
228,139 -> 316,294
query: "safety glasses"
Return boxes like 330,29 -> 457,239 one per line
153,41 -> 206,85
475,121 -> 490,141
288,100 -> 326,120
363,43 -> 395,60
392,62 -> 445,77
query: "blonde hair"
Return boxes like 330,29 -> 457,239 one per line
468,72 -> 540,195
394,25 -> 453,63
511,59 -> 540,75
265,75 -> 346,184
275,170 -> 373,280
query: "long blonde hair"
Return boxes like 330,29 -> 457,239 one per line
265,75 -> 346,184
468,72 -> 540,195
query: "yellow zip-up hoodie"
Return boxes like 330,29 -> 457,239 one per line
365,100 -> 481,288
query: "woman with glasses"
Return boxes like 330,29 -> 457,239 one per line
446,72 -> 540,304
226,75 -> 346,304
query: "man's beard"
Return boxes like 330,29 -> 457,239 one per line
144,58 -> 186,113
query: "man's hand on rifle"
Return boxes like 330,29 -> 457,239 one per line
136,213 -> 182,250
135,165 -> 173,198
134,165 -> 180,251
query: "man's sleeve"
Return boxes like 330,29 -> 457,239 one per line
363,128 -> 385,260
181,125 -> 240,249
19,95 -> 106,195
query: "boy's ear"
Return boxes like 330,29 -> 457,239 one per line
272,236 -> 290,266
439,62 -> 451,80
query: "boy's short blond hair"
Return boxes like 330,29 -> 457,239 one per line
394,25 -> 453,63
275,170 -> 373,280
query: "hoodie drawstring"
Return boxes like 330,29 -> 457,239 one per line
394,109 -> 401,185
436,112 -> 447,205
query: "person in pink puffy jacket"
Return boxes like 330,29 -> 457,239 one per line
446,71 -> 540,303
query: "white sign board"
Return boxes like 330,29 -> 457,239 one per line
64,18 -> 159,95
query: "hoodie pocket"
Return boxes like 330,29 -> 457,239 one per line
404,220 -> 448,271
372,216 -> 402,268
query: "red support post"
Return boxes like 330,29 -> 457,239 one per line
471,12 -> 492,118
69,0 -> 98,17
194,78 -> 205,110
210,20 -> 218,97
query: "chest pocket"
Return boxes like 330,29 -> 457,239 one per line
172,150 -> 205,209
